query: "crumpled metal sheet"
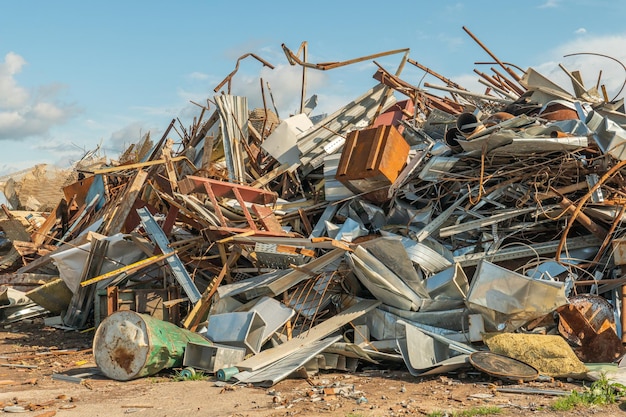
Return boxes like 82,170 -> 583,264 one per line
466,260 -> 569,332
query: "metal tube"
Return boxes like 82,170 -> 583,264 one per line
462,26 -> 523,83
407,58 -> 467,90
490,67 -> 526,96
424,82 -> 513,104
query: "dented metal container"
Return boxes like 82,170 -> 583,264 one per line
93,310 -> 212,381
336,124 -> 409,201
183,342 -> 246,373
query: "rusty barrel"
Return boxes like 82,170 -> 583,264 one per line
93,310 -> 211,381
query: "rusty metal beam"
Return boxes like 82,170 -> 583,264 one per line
214,53 -> 275,94
462,26 -> 523,83
408,58 -> 467,91
282,43 -> 409,71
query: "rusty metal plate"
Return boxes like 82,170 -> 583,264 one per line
469,351 -> 539,382
556,296 -> 624,363
556,294 -> 622,364
557,294 -> 616,345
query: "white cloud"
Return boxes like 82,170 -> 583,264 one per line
225,64 -> 331,117
0,52 -> 78,140
539,0 -> 559,8
188,71 -> 209,80
575,28 -> 587,35
445,3 -> 464,13
106,121 -> 154,156
437,34 -> 465,51
537,34 -> 626,102
0,52 -> 28,108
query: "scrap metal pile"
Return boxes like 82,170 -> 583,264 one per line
2,27 -> 626,385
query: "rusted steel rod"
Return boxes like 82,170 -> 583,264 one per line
490,67 -> 526,96
282,43 -> 410,71
557,195 -> 608,240
462,26 -> 523,83
214,53 -> 275,94
407,58 -> 467,90
555,158 -> 626,261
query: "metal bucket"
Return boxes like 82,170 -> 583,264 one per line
93,310 -> 212,381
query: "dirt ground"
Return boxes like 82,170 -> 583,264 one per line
1,319 -> 625,417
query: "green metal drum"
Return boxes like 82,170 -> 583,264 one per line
93,310 -> 212,381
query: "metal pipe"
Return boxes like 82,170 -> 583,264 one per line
477,79 -> 519,100
424,82 -> 513,104
282,43 -> 409,71
300,43 -> 308,114
563,52 -> 626,100
558,63 -> 589,97
555,158 -> 626,261
214,53 -> 275,94
557,195 -> 608,240
456,112 -> 485,138
407,58 -> 466,90
463,26 -> 522,83
490,67 -> 526,96
474,68 -> 507,91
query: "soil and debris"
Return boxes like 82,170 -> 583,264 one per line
2,26 -> 626,416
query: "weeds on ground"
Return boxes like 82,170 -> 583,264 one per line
171,368 -> 208,382
426,405 -> 502,417
551,372 -> 625,411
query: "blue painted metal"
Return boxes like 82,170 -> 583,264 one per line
136,207 -> 201,303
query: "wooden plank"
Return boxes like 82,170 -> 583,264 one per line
250,162 -> 289,189
298,209 -> 313,236
0,273 -> 57,286
161,139 -> 178,192
12,241 -> 56,257
182,250 -> 240,332
201,132 -> 215,172
275,245 -> 316,258
64,239 -> 109,329
251,204 -> 284,234
100,169 -> 149,235
80,252 -> 176,287
31,202 -> 59,246
86,156 -> 189,175
236,299 -> 380,371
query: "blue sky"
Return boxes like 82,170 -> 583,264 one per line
1,0 -> 625,176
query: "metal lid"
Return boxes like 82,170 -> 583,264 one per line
469,351 -> 539,382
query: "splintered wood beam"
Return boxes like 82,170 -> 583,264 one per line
100,169 -> 148,236
80,252 -> 176,288
183,250 -> 240,332
251,204 -> 284,234
85,156 -> 191,175
161,139 -> 178,192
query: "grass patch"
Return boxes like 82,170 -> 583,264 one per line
551,372 -> 625,411
426,406 -> 502,417
171,368 -> 208,381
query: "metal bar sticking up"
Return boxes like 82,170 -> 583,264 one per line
282,43 -> 409,71
462,26 -> 524,84
136,207 -> 201,304
214,53 -> 275,94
